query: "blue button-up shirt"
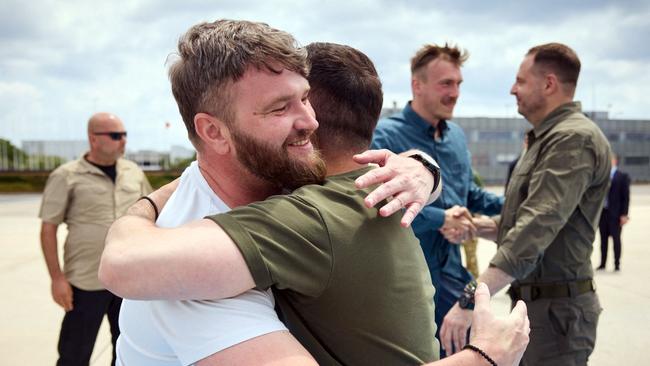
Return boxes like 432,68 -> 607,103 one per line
372,102 -> 504,331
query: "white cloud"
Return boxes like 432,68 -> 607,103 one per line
0,81 -> 40,98
1,0 -> 649,150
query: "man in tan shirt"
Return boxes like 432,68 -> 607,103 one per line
39,112 -> 152,366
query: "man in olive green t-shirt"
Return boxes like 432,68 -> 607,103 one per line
203,43 -> 435,365
209,164 -> 437,365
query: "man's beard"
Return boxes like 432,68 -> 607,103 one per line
518,89 -> 546,121
231,128 -> 327,191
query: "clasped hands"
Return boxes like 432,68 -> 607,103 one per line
440,206 -> 497,244
440,206 -> 476,244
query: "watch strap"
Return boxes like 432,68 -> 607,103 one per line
407,152 -> 442,205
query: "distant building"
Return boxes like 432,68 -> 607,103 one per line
22,140 -> 87,161
125,150 -> 169,171
21,140 -> 168,171
594,114 -> 650,183
170,145 -> 195,163
380,108 -> 650,183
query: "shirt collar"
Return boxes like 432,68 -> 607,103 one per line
403,101 -> 449,139
78,153 -> 123,175
78,153 -> 103,174
532,101 -> 583,139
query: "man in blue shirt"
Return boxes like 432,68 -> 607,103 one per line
371,44 -> 503,355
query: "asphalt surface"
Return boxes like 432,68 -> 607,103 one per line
2,186 -> 649,364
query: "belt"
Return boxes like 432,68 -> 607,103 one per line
508,280 -> 595,302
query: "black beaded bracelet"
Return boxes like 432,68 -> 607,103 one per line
463,344 -> 497,366
138,196 -> 159,221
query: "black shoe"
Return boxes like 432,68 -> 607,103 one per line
615,266 -> 620,271
596,265 -> 606,270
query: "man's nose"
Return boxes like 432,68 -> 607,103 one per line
449,83 -> 460,98
296,102 -> 319,131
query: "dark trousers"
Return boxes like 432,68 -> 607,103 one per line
599,208 -> 622,268
518,292 -> 601,366
57,286 -> 122,366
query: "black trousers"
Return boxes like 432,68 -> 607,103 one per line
599,208 -> 622,268
57,286 -> 122,366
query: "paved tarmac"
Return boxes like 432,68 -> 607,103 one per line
1,186 -> 649,365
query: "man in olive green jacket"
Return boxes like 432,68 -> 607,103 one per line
441,43 -> 611,366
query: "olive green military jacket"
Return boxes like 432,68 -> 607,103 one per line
491,102 -> 611,285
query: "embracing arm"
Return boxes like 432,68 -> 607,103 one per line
355,149 -> 483,239
100,214 -> 255,300
99,181 -> 256,301
353,149 -> 439,227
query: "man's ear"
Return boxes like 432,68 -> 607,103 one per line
194,113 -> 232,155
543,73 -> 559,96
411,76 -> 421,96
87,133 -> 97,149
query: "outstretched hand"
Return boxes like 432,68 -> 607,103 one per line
469,283 -> 530,366
353,149 -> 438,227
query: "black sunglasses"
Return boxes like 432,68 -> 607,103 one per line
94,131 -> 127,141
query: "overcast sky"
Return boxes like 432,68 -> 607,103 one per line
2,0 -> 649,151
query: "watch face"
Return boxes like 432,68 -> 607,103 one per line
458,295 -> 470,309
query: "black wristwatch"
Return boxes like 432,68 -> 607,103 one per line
407,153 -> 441,194
458,279 -> 478,310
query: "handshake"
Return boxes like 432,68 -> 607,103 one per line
440,206 -> 498,244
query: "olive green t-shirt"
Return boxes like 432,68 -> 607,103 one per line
208,167 -> 438,365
